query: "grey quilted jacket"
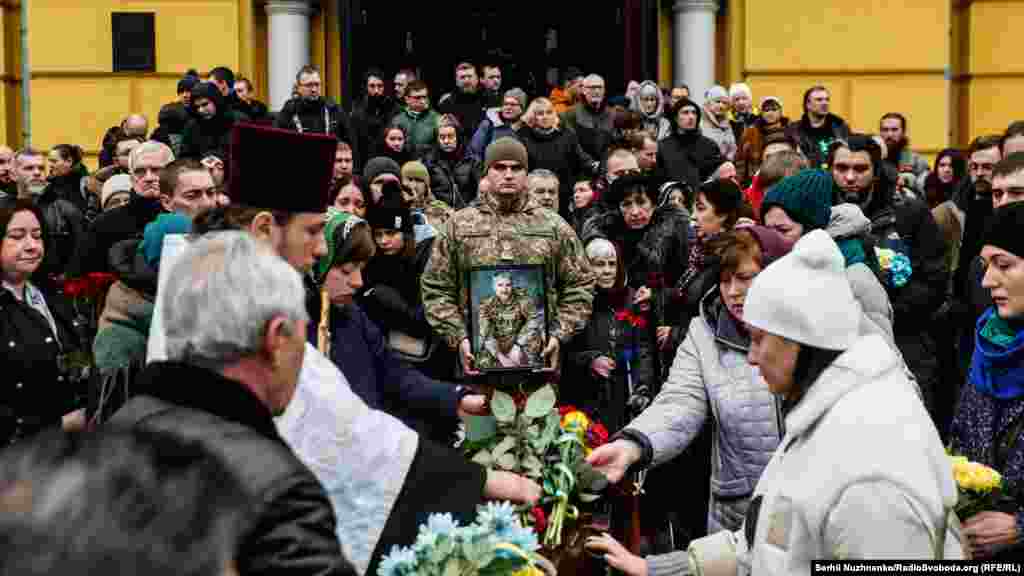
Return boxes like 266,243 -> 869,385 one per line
624,290 -> 782,534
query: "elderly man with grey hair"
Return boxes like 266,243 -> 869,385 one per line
69,140 -> 175,276
109,231 -> 356,576
527,168 -> 560,213
561,73 -> 616,161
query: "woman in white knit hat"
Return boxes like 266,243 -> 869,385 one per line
588,229 -> 963,575
693,229 -> 961,574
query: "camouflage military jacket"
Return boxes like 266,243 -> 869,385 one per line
422,191 -> 595,350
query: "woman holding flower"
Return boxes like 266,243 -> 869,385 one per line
584,226 -> 791,574
566,237 -> 655,434
1,200 -> 84,445
950,202 -> 1024,559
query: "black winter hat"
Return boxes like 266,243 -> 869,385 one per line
606,173 -> 656,207
367,181 -> 413,234
983,202 -> 1024,259
177,69 -> 200,94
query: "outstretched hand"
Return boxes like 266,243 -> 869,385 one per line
585,439 -> 641,485
585,532 -> 648,576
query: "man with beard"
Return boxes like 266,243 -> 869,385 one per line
561,74 -> 616,163
829,135 -> 947,423
422,137 -> 594,388
438,62 -> 486,142
785,85 -> 850,169
275,66 -> 357,166
13,148 -> 84,277
880,112 -> 929,194
351,68 -> 399,171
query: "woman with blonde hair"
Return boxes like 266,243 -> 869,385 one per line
516,97 -> 598,220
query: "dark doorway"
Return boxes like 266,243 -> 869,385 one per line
345,2 -> 630,107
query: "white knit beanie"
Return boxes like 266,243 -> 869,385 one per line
743,229 -> 860,351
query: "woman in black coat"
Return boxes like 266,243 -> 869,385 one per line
424,114 -> 480,210
0,200 -> 83,447
373,122 -> 414,168
516,97 -> 598,221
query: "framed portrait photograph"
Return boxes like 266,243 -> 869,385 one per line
467,264 -> 549,373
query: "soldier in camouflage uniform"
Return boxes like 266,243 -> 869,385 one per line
477,273 -> 544,369
422,137 -> 594,381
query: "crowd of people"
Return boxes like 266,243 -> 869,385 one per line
1,56 -> 1024,574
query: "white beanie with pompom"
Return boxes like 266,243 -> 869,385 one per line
743,229 -> 860,351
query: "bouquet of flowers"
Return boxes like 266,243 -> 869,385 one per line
59,272 -> 118,378
950,454 -> 1004,521
377,502 -> 555,576
461,385 -> 609,551
874,246 -> 912,288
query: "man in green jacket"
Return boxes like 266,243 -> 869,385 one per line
392,79 -> 441,160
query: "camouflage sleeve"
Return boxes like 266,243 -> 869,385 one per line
420,220 -> 466,350
552,218 -> 595,343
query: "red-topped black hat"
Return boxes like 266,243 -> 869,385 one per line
228,123 -> 337,213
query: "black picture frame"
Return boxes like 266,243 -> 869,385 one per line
467,264 -> 549,374
112,12 -> 156,73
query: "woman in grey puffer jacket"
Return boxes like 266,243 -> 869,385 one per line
605,226 -> 793,538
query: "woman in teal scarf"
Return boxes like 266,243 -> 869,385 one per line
950,202 -> 1024,559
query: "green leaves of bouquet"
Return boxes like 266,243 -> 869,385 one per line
465,386 -> 559,478
462,385 -> 609,549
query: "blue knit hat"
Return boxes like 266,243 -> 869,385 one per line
760,169 -> 834,231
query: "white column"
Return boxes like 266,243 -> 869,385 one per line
673,0 -> 719,105
266,1 -> 313,112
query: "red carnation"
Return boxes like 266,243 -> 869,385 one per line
587,422 -> 610,448
529,506 -> 547,535
62,278 -> 85,298
615,309 -> 630,322
558,405 -> 578,417
631,315 -> 648,329
86,272 -> 117,295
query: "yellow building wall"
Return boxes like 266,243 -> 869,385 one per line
28,0 -> 246,168
654,0 -> 1024,158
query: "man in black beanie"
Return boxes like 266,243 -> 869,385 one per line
653,97 -> 725,191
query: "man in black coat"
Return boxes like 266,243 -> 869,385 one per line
274,65 -> 357,165
350,68 -> 399,171
438,62 -> 486,143
653,97 -> 725,192
181,82 -> 240,161
68,141 -> 172,277
233,76 -> 270,121
829,135 -> 947,420
109,231 -> 356,576
14,149 -> 84,277
785,85 -> 851,169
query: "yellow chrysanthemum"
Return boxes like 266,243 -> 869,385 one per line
561,411 -> 590,434
875,247 -> 895,269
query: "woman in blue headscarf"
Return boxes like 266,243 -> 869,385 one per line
950,201 -> 1024,560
